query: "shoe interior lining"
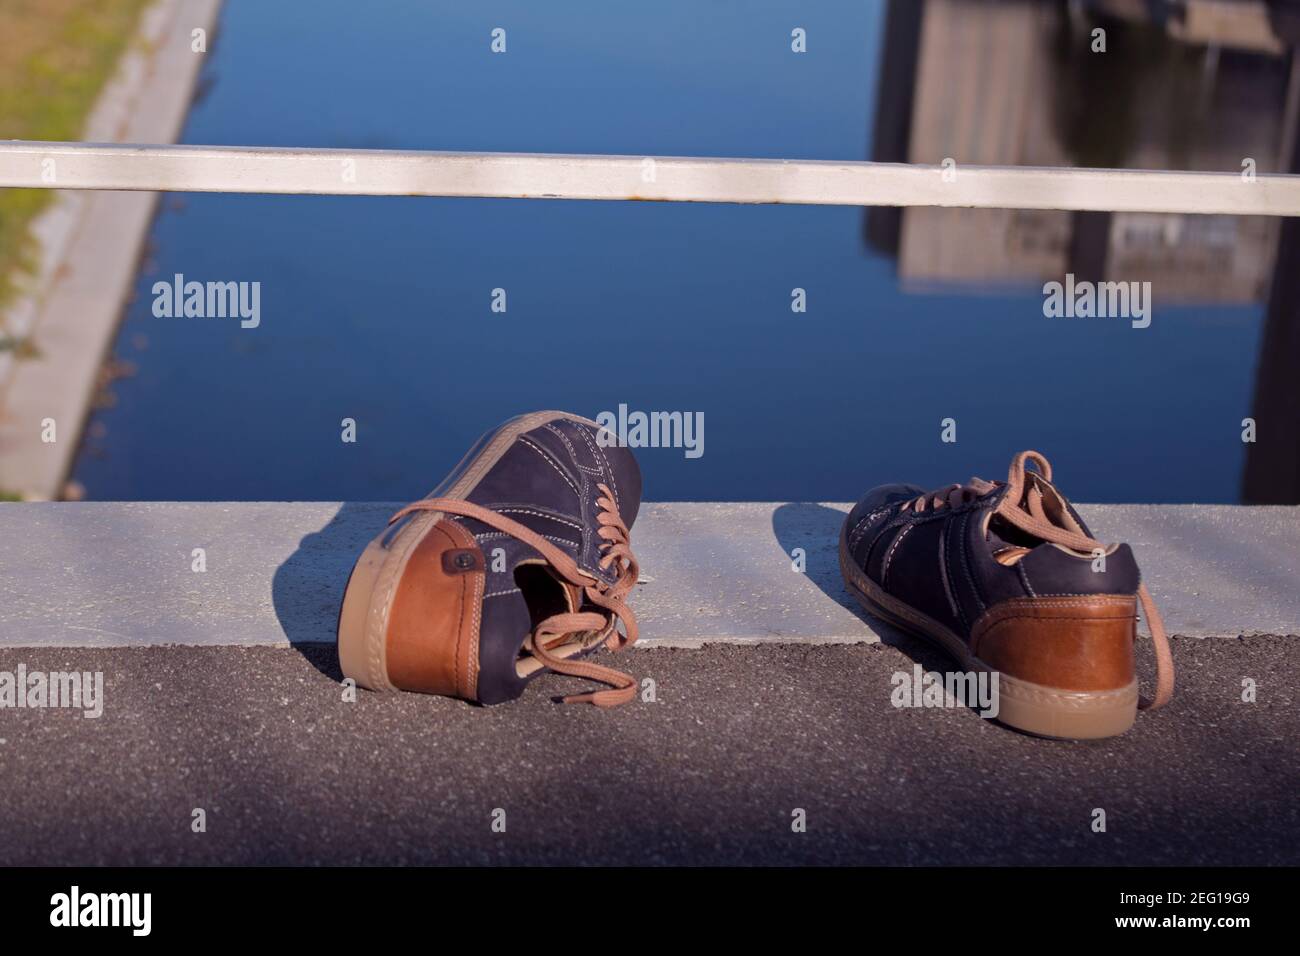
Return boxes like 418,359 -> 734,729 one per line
512,561 -> 603,678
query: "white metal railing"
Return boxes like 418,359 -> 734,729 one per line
2,140 -> 1299,215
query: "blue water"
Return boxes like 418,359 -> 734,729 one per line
72,0 -> 1265,503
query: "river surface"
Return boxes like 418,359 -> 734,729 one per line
72,0 -> 1279,503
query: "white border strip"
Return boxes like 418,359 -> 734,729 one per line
2,141 -> 1298,215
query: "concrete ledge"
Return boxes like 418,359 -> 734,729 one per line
0,502 -> 1296,648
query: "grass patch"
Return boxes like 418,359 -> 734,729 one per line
0,0 -> 152,312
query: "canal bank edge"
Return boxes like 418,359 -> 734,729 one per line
0,0 -> 223,500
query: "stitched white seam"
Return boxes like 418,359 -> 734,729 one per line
494,508 -> 583,530
577,424 -> 619,510
577,469 -> 591,561
865,516 -> 902,560
849,507 -> 891,549
1017,562 -> 1039,598
541,422 -> 579,462
1033,591 -> 1136,599
483,587 -> 522,599
518,436 -> 582,499
467,549 -> 482,695
474,531 -> 580,549
566,425 -> 606,476
544,423 -> 602,475
881,524 -> 912,585
983,597 -> 1135,609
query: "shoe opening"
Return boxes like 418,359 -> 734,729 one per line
513,561 -> 602,677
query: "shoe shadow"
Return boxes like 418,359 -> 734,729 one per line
271,501 -> 393,682
770,502 -> 952,673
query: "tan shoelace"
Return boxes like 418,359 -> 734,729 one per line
903,450 -> 1175,711
389,483 -> 640,707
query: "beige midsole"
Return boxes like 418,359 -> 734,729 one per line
337,410 -> 600,692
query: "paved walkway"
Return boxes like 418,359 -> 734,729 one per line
0,639 -> 1294,865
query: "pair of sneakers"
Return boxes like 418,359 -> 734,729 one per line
337,411 -> 1174,738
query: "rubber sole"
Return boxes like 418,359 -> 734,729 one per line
837,519 -> 1138,739
337,410 -> 601,693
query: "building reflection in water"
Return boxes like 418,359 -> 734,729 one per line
866,0 -> 1300,502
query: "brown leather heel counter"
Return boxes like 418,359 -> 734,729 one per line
970,595 -> 1137,691
385,519 -> 484,700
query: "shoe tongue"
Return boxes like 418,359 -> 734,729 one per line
987,473 -> 1092,551
1025,473 -> 1090,537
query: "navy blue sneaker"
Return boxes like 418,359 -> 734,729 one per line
339,411 -> 641,707
840,451 -> 1173,738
